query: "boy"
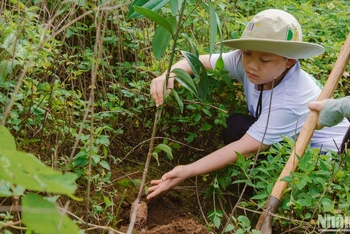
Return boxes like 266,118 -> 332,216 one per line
147,9 -> 350,199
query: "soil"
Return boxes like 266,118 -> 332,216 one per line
112,166 -> 259,234
110,132 -> 223,234
119,194 -> 211,234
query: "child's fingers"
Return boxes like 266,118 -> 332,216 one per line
150,179 -> 163,185
308,100 -> 327,112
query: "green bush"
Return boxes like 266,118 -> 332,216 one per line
0,0 -> 349,233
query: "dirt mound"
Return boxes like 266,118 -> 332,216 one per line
145,195 -> 210,233
120,192 -> 211,234
145,218 -> 209,234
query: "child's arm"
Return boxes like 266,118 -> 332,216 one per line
308,96 -> 350,129
146,133 -> 269,199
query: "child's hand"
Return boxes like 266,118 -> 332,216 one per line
309,97 -> 349,129
150,76 -> 174,107
146,165 -> 190,200
308,99 -> 327,129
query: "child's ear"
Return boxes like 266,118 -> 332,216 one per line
286,59 -> 297,68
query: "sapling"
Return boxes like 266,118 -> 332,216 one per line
126,1 -> 222,232
127,1 -> 188,233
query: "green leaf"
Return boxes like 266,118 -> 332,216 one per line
181,51 -> 208,99
99,160 -> 110,170
281,175 -> 293,183
321,198 -> 334,212
213,215 -> 221,228
96,135 -> 110,146
66,27 -> 74,38
294,172 -> 312,190
92,154 -> 100,164
299,197 -> 312,207
0,126 -> 16,150
169,0 -> 182,16
224,224 -> 234,232
201,2 -> 222,49
22,193 -> 80,234
281,136 -> 295,147
0,180 -> 12,197
231,179 -> 254,187
218,175 -> 231,190
103,145 -> 108,158
215,56 -> 225,70
171,68 -> 198,96
266,183 -> 273,194
187,132 -> 197,143
171,89 -> 184,113
208,1 -> 217,55
295,178 -> 308,190
200,123 -> 212,131
237,215 -> 250,228
152,152 -> 160,166
182,33 -> 199,57
294,200 -> 302,209
132,179 -> 141,187
193,113 -> 201,122
202,108 -> 212,117
12,185 -> 25,196
121,89 -> 135,97
251,193 -> 268,200
154,143 -> 173,160
133,6 -> 173,34
0,60 -> 19,80
2,33 -> 16,54
295,172 -> 312,183
72,0 -> 86,7
153,17 -> 176,59
235,152 -> 246,167
128,0 -> 170,19
103,196 -> 113,207
298,151 -> 314,172
255,181 -> 267,189
304,213 -> 312,219
319,160 -> 329,171
0,148 -> 78,199
313,170 -> 329,176
180,51 -> 204,80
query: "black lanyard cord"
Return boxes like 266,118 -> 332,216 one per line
256,84 -> 264,119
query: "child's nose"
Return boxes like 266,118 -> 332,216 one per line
247,58 -> 259,71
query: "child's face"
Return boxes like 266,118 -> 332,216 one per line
242,50 -> 295,88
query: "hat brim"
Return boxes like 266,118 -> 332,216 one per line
219,39 -> 324,59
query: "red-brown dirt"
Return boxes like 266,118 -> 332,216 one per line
119,189 -> 212,234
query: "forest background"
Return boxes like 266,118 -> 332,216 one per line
0,0 -> 349,233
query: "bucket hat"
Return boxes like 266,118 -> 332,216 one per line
220,9 -> 324,59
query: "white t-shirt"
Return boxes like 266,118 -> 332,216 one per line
210,50 -> 349,151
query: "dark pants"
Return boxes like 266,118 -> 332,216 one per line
222,113 -> 350,153
222,113 -> 257,145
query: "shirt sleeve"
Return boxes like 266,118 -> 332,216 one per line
210,50 -> 245,83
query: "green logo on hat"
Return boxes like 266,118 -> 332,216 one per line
287,28 -> 293,41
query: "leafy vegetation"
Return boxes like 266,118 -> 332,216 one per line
0,0 -> 349,233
